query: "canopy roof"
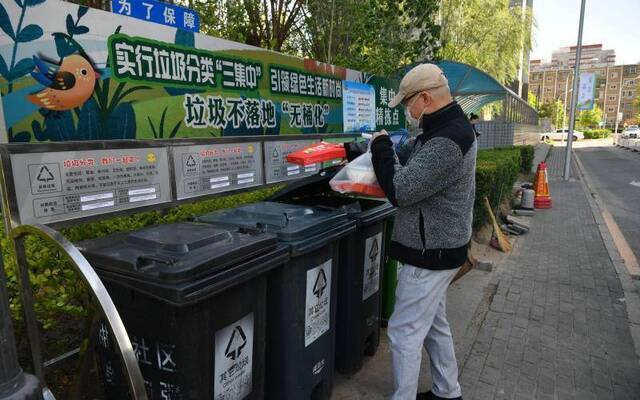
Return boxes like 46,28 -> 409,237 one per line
392,60 -> 538,124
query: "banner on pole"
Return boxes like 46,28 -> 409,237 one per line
576,72 -> 596,111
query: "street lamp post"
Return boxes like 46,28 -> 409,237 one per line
563,0 -> 587,181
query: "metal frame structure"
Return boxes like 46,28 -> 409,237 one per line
392,60 -> 539,125
0,133 -> 359,399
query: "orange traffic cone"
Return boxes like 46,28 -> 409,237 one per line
533,162 -> 552,209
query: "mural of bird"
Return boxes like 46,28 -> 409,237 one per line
27,54 -> 100,111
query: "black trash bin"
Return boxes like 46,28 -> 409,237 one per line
196,202 -> 356,400
77,222 -> 289,400
269,168 -> 396,375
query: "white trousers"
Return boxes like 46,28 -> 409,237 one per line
388,263 -> 462,400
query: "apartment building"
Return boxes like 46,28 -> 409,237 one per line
529,63 -> 639,128
531,44 -> 616,72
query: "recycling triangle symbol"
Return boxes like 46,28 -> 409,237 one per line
272,148 -> 279,159
313,268 -> 327,299
186,155 -> 197,167
369,238 -> 379,264
37,166 -> 55,182
225,326 -> 247,361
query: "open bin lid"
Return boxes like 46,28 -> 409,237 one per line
196,201 -> 356,255
77,222 -> 286,304
268,167 -> 396,225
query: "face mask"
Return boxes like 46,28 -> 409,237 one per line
404,95 -> 426,129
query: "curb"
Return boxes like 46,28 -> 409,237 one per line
572,149 -> 640,364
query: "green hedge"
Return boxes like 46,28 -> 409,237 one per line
3,187 -> 282,330
473,145 -> 532,228
583,129 -> 611,139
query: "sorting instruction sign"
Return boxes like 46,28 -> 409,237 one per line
172,142 -> 263,200
10,148 -> 171,225
305,260 -> 332,347
362,233 -> 382,300
264,140 -> 321,184
214,313 -> 254,400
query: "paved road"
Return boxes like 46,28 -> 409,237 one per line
574,143 -> 640,265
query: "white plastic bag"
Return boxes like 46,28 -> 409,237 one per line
329,151 -> 386,198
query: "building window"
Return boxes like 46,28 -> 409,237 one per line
625,66 -> 637,74
608,107 -> 615,112
611,72 -> 618,78
609,96 -> 616,101
610,85 -> 617,90
623,79 -> 636,86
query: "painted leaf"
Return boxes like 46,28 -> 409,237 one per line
0,3 -> 15,40
13,0 -> 23,7
12,131 -> 31,143
6,57 -> 34,81
76,99 -> 101,140
77,6 -> 89,18
41,111 -> 75,142
23,0 -> 46,7
0,55 -> 8,78
175,29 -> 194,48
16,24 -> 43,42
66,14 -> 74,35
105,103 -> 136,140
74,25 -> 89,35
54,34 -> 76,59
32,120 -> 46,141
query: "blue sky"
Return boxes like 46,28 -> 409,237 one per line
531,0 -> 640,65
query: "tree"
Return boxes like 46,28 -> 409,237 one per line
537,100 -> 565,129
185,0 -> 440,76
576,106 -> 603,130
528,91 -> 539,110
185,0 -> 306,52
297,0 -> 441,76
439,0 -> 533,84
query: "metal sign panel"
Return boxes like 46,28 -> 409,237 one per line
172,142 -> 263,200
10,148 -> 171,225
264,140 -> 320,184
111,0 -> 200,32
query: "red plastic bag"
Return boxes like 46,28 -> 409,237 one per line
329,152 -> 386,198
286,141 -> 346,166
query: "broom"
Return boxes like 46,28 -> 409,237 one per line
484,196 -> 512,252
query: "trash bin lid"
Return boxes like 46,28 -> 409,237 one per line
78,222 -> 278,284
197,201 -> 350,243
268,167 -> 396,225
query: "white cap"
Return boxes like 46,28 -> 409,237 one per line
388,63 -> 449,108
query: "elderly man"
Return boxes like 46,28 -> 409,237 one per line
370,64 -> 477,400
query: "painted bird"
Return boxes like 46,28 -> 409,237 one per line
27,54 -> 100,111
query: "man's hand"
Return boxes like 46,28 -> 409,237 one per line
372,129 -> 389,141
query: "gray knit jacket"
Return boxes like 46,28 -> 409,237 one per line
370,102 -> 477,270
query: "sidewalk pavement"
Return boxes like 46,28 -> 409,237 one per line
459,147 -> 640,399
333,145 -> 640,399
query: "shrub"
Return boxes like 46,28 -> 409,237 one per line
4,186 -> 282,330
583,129 -> 611,139
474,147 -> 523,228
